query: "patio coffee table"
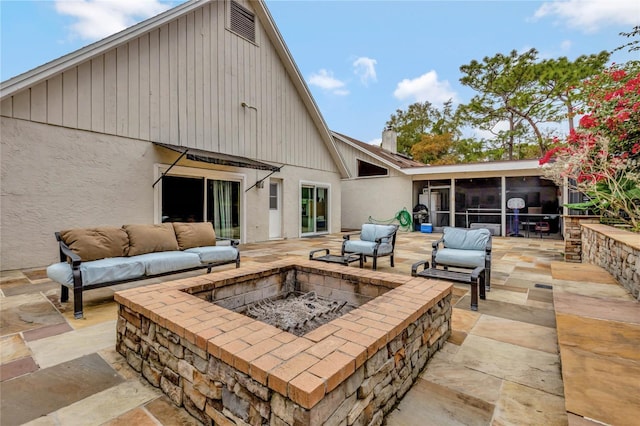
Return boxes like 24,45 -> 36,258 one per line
411,261 -> 486,311
309,249 -> 363,268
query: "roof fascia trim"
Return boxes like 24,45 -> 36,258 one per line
403,160 -> 543,176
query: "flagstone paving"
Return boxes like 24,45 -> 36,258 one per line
1,231 -> 638,425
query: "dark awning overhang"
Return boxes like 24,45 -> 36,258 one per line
153,143 -> 282,188
155,142 -> 281,172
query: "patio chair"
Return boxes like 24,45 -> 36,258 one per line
534,221 -> 550,238
431,226 -> 492,288
342,223 -> 399,270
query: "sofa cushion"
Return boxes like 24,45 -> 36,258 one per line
135,251 -> 202,275
435,248 -> 486,269
60,227 -> 129,261
360,224 -> 397,242
124,224 -> 179,256
442,227 -> 490,251
173,222 -> 216,250
47,257 -> 145,287
185,246 -> 238,263
343,240 -> 393,257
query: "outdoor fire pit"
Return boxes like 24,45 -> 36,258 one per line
115,259 -> 452,425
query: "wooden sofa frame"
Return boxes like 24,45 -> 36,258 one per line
55,232 -> 240,319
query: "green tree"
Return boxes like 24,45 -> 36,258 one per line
386,101 -> 440,155
386,100 -> 462,158
614,25 -> 640,53
410,133 -> 455,164
458,48 -> 555,159
535,52 -> 610,132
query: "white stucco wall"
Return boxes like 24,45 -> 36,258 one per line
341,176 -> 413,231
0,118 -> 341,270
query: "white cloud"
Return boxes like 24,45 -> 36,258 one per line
353,57 -> 377,86
560,39 -> 573,52
308,69 -> 349,95
393,71 -> 456,105
533,0 -> 639,33
368,137 -> 382,146
55,0 -> 172,40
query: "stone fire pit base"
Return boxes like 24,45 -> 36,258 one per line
115,260 -> 452,425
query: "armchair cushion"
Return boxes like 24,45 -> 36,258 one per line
342,240 -> 393,257
434,248 -> 486,269
360,224 -> 397,242
442,227 -> 490,251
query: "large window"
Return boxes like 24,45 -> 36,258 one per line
162,175 -> 241,239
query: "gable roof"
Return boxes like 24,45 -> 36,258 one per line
0,0 -> 349,177
331,131 -> 426,171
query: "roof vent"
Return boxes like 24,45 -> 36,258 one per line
230,1 -> 255,42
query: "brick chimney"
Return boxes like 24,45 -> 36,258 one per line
381,127 -> 397,153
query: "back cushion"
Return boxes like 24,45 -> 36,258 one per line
172,222 -> 217,250
361,224 -> 396,242
124,223 -> 179,256
60,227 -> 129,261
443,227 -> 490,250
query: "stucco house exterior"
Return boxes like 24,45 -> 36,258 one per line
0,0 -> 348,271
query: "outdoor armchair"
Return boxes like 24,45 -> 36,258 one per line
342,223 -> 399,270
431,226 -> 492,288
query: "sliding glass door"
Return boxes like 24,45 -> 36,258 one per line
301,184 -> 329,236
207,180 -> 240,239
162,175 -> 240,239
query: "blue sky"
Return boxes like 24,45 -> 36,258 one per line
2,0 -> 638,144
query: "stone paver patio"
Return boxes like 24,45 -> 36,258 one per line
1,231 -> 638,425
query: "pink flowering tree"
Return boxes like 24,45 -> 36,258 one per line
539,62 -> 640,231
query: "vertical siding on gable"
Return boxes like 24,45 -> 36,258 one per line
47,74 -> 63,125
158,27 -> 170,143
104,50 -> 117,134
168,21 -> 179,144
128,39 -> 140,139
2,1 -> 338,173
1,98 -> 12,117
31,82 -> 47,123
194,7 -> 205,149
139,33 -> 151,140
62,69 -> 78,128
77,62 -> 92,130
91,56 -> 105,132
116,46 -> 128,135
12,89 -> 30,120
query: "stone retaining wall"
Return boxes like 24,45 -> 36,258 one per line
563,215 -> 600,262
581,223 -> 639,300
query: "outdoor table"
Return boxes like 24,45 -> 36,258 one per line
309,249 -> 363,268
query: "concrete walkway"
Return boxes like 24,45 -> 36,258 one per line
1,232 -> 638,425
